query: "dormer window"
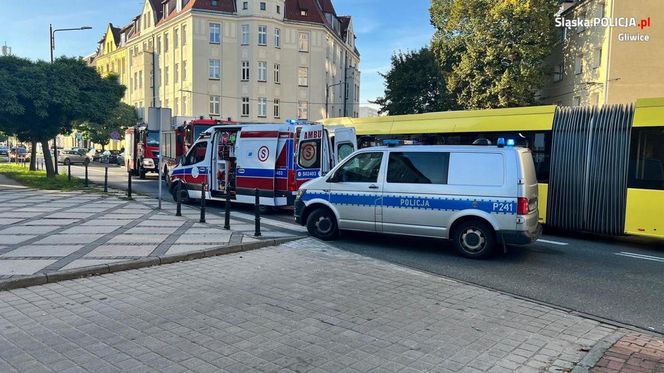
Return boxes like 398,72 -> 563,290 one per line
301,9 -> 308,16
276,5 -> 281,14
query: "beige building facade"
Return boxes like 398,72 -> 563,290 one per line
541,0 -> 664,106
92,0 -> 360,124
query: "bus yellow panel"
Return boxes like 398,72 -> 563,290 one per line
634,97 -> 664,128
625,188 -> 664,238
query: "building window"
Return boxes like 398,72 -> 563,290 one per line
258,97 -> 267,117
574,55 -> 583,75
242,97 -> 250,117
138,70 -> 143,89
300,10 -> 307,16
298,32 -> 309,52
209,59 -> 221,79
241,61 -> 250,81
258,61 -> 267,82
274,99 -> 280,118
164,32 -> 169,52
241,24 -> 249,45
157,36 -> 162,53
174,29 -> 179,49
242,1 -> 248,10
210,23 -> 221,44
174,98 -> 179,116
182,60 -> 187,81
182,96 -> 188,115
174,63 -> 179,83
258,25 -> 267,46
210,96 -> 220,115
182,25 -> 187,45
298,67 -> 308,86
274,28 -> 281,48
164,66 -> 169,85
298,101 -> 308,120
260,2 -> 266,11
594,48 -> 602,69
274,63 -> 280,84
553,63 -> 564,82
276,5 -> 281,14
211,0 -> 218,5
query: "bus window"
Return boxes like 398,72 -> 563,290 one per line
629,128 -> 664,190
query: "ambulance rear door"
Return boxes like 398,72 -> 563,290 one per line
332,127 -> 357,164
296,125 -> 329,184
235,130 -> 280,205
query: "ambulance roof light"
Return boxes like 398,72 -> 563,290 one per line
383,139 -> 403,147
506,139 -> 516,147
497,138 -> 506,148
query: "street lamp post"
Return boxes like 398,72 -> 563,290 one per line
49,24 -> 92,174
325,81 -> 344,119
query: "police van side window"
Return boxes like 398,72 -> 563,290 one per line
334,152 -> 383,183
387,152 -> 449,184
184,142 -> 207,165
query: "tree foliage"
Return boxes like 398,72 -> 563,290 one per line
0,57 -> 125,176
76,102 -> 137,150
430,0 -> 559,109
374,48 -> 459,115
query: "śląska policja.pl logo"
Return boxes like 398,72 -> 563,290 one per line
555,16 -> 653,42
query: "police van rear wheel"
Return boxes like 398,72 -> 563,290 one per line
453,220 -> 495,259
307,208 -> 339,241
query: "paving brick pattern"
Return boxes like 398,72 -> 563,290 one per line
0,238 -> 622,372
591,334 -> 664,373
0,185 -> 303,280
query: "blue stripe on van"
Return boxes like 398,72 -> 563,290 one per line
301,192 -> 516,215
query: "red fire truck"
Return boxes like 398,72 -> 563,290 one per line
124,126 -> 160,179
161,118 -> 237,186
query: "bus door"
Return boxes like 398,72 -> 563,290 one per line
332,127 -> 357,164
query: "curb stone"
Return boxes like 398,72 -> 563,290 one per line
0,237 -> 299,292
570,330 -> 626,373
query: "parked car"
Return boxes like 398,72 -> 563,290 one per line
9,147 -> 30,163
295,141 -> 542,259
0,146 -> 8,156
87,149 -> 102,162
59,149 -> 90,165
116,152 -> 125,166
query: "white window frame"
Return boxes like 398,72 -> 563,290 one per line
210,23 -> 221,44
298,32 -> 309,52
298,101 -> 308,120
258,61 -> 267,82
209,59 -> 221,80
274,99 -> 280,118
241,24 -> 250,45
241,97 -> 250,117
274,28 -> 281,48
210,95 -> 220,115
241,61 -> 250,81
274,63 -> 280,84
258,25 -> 267,46
258,97 -> 267,117
298,67 -> 308,87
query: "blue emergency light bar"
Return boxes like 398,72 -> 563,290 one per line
383,139 -> 403,147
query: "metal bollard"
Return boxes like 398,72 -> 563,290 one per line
224,191 -> 231,230
68,163 -> 71,181
84,163 -> 89,187
254,189 -> 261,237
127,171 -> 132,199
104,167 -> 108,193
176,182 -> 182,217
199,183 -> 206,223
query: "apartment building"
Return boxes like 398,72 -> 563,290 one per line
92,0 -> 360,124
541,0 -> 664,106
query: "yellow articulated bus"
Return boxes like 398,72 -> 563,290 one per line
321,98 -> 664,239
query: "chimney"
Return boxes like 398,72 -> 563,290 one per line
176,0 -> 183,12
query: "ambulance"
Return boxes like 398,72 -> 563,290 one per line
169,121 -> 356,207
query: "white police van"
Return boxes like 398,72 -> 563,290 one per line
294,140 -> 542,258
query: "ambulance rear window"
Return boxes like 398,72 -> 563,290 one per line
298,139 -> 320,169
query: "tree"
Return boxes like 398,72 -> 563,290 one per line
430,0 -> 559,109
373,48 -> 459,115
0,57 -> 125,176
76,102 -> 137,150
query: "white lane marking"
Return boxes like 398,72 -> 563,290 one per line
536,239 -> 569,246
616,252 -> 664,263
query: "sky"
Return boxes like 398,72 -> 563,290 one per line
0,0 -> 435,108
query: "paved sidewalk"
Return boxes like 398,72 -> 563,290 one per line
0,238 -> 630,372
0,183 -> 304,281
590,334 -> 664,372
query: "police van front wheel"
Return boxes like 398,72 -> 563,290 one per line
307,208 -> 339,241
452,219 -> 496,259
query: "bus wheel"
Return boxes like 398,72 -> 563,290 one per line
452,219 -> 496,259
306,208 -> 339,241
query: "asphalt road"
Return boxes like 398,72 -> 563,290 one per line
70,163 -> 664,333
